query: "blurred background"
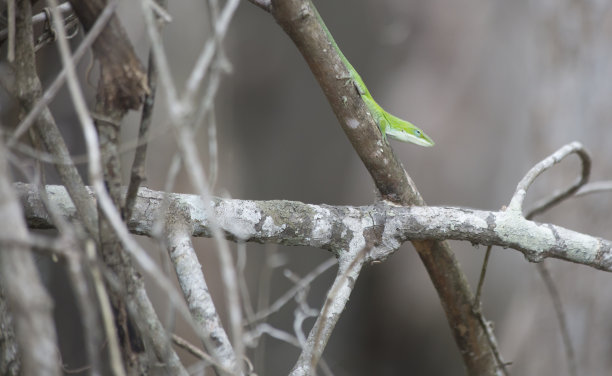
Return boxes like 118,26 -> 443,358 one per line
4,0 -> 612,374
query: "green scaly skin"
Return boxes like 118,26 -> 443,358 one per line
315,7 -> 434,147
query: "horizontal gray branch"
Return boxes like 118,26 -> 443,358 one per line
16,183 -> 612,272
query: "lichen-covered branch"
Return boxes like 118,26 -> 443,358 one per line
163,206 -> 238,375
17,183 -> 612,272
290,248 -> 366,375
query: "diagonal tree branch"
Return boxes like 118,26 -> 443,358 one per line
163,203 -> 238,375
260,0 -> 499,373
297,248 -> 366,375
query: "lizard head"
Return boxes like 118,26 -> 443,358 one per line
384,113 -> 435,147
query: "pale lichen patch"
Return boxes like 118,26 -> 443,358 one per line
346,118 -> 360,129
261,216 -> 286,235
214,200 -> 262,240
341,207 -> 369,252
552,225 -> 599,263
495,212 -> 553,260
310,205 -> 333,246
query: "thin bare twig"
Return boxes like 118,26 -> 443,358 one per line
536,263 -> 577,376
7,0 -> 111,238
124,0 -> 167,221
125,284 -> 189,376
140,0 -> 178,108
145,144 -> 235,374
282,248 -> 367,376
7,0 -> 118,147
31,184 -> 107,376
172,334 -> 217,365
472,244 -> 510,375
0,9 -> 60,374
6,0 -> 15,61
245,323 -> 301,348
188,0 -> 235,195
86,242 -> 126,376
244,321 -> 334,376
9,6 -> 106,371
205,0 -> 229,71
171,125 -> 245,373
141,0 -> 245,373
504,143 -> 592,374
0,2 -> 72,41
473,245 -> 493,309
474,312 -> 511,375
205,105 -> 220,190
46,0 -> 209,351
288,269 -> 319,348
575,181 -> 612,197
44,0 -> 107,222
470,142 -> 591,372
47,1 -> 141,371
253,245 -> 280,371
237,242 -> 256,322
509,143 -> 592,376
250,257 -> 337,323
183,0 -> 237,102
246,0 -> 272,13
0,141 -> 61,376
506,142 -> 592,376
304,248 -> 366,375
507,141 -> 591,215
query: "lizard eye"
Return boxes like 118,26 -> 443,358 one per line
413,129 -> 422,137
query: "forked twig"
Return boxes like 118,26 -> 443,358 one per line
507,141 -> 591,216
473,142 -> 592,375
249,257 -> 337,324
289,248 -> 367,375
506,141 -> 592,376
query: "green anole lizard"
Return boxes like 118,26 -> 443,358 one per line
316,8 -> 435,147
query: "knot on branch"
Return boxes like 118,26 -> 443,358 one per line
97,61 -> 149,113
